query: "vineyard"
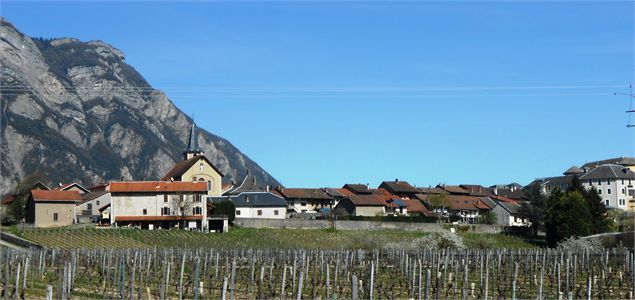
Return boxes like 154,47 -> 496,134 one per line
1,247 -> 634,299
14,227 -> 538,250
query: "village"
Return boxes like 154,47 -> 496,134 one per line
3,124 -> 635,233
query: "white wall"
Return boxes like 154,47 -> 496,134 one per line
235,206 -> 286,219
582,178 -> 634,210
76,193 -> 111,216
111,193 -> 206,226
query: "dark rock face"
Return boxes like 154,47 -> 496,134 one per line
0,19 -> 280,194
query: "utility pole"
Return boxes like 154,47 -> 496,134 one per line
618,84 -> 635,294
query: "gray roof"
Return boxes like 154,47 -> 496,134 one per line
184,123 -> 200,153
479,197 -> 497,209
582,157 -> 635,169
210,192 -> 287,208
223,173 -> 264,196
563,165 -> 584,175
379,181 -> 419,194
343,184 -> 372,195
539,175 -> 576,186
497,201 -> 524,215
579,164 -> 635,180
77,190 -> 109,205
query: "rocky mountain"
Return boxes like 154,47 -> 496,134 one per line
0,19 -> 280,195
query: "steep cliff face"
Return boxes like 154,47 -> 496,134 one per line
0,19 -> 280,194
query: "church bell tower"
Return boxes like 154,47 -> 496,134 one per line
184,123 -> 204,160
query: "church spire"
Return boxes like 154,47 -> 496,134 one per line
184,122 -> 203,160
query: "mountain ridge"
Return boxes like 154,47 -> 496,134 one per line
0,19 -> 281,195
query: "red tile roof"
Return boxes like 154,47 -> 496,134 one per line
109,181 -> 208,193
440,185 -> 471,195
114,215 -> 204,222
31,190 -> 82,202
1,195 -> 15,205
446,195 -> 488,211
348,195 -> 387,206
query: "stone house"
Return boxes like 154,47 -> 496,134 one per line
26,190 -> 82,228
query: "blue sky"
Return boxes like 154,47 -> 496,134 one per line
2,1 -> 633,188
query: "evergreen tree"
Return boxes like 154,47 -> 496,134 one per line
545,188 -> 592,247
521,182 -> 547,236
584,187 -> 610,234
4,174 -> 49,224
568,175 -> 610,234
212,200 -> 236,225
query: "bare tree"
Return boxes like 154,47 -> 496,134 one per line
171,193 -> 196,229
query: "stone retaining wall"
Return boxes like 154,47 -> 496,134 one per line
0,232 -> 43,249
234,218 -> 503,233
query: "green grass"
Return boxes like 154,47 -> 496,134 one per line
16,226 -> 539,250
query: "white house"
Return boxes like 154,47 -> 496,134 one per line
75,190 -> 111,223
579,164 -> 635,210
533,160 -> 635,211
109,181 -> 209,230
491,201 -> 530,227
210,192 -> 287,219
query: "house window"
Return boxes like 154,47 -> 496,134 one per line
194,195 -> 201,202
87,203 -> 93,211
53,213 -> 58,222
588,180 -> 592,186
192,177 -> 197,182
257,210 -> 263,216
207,180 -> 212,191
608,179 -> 611,185
236,210 -> 241,215
619,199 -> 626,206
622,188 -> 626,195
301,202 -> 307,207
605,199 -> 610,206
143,209 -> 147,215
622,179 -> 625,185
598,179 -> 602,185
200,163 -> 204,171
274,210 -> 279,216
598,189 -> 602,195
96,201 -> 100,205
161,207 -> 170,216
164,194 -> 168,203
193,207 -> 202,215
607,189 -> 612,195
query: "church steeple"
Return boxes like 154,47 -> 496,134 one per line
184,122 -> 203,160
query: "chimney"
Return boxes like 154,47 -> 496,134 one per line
494,188 -> 498,195
266,185 -> 270,192
395,178 -> 399,182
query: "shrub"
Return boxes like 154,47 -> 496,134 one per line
557,236 -> 604,251
384,232 -> 466,251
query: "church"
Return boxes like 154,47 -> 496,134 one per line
161,123 -> 224,197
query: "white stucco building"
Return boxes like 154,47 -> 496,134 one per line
211,192 -> 287,219
109,181 -> 209,230
534,160 -> 635,211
